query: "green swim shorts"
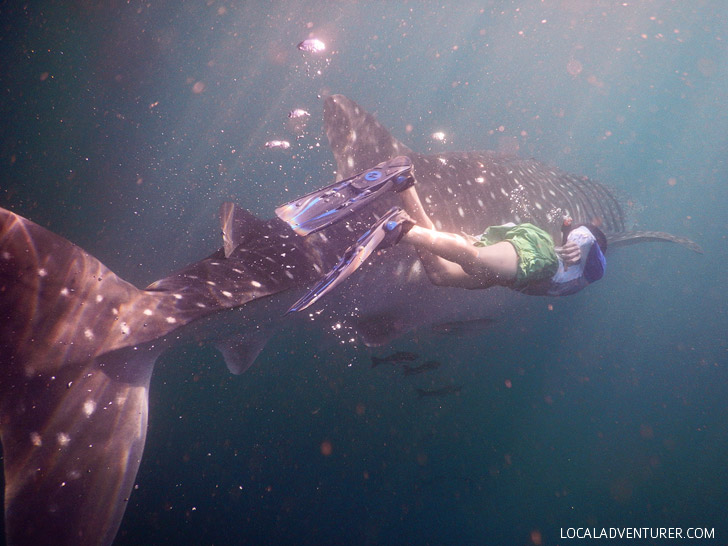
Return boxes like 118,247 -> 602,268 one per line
474,223 -> 558,290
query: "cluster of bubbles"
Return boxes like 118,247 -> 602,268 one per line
545,206 -> 567,226
297,37 -> 331,78
297,38 -> 325,54
507,183 -> 533,220
310,307 -> 359,346
263,107 -> 313,151
263,37 -> 328,152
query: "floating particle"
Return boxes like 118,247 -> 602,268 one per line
264,140 -> 291,150
431,131 -> 446,142
639,423 -> 654,439
320,440 -> 333,456
567,59 -> 583,76
297,38 -> 326,53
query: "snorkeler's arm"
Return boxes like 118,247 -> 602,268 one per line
555,241 -> 581,265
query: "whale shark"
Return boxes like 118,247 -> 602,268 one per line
0,94 -> 700,545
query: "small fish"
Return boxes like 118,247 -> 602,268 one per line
297,38 -> 326,53
403,360 -> 441,376
264,139 -> 291,150
371,351 -> 418,368
431,317 -> 496,336
416,385 -> 463,398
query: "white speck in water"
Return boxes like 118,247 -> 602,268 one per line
83,400 -> 96,417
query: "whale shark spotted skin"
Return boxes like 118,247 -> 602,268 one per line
0,94 -> 699,546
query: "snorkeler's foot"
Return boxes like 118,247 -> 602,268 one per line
286,207 -> 414,313
348,156 -> 415,193
275,156 -> 414,236
376,207 -> 416,249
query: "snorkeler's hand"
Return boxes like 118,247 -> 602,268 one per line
556,241 -> 581,266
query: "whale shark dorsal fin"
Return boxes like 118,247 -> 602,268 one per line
324,94 -> 413,180
219,201 -> 273,258
220,201 -> 237,258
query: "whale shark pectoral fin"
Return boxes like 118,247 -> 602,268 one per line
607,230 -> 703,254
2,346 -> 159,546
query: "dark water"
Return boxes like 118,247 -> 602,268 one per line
2,1 -> 727,545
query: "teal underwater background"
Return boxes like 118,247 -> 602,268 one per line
1,1 -> 727,544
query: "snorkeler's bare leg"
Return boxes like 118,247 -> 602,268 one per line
399,185 -> 436,230
398,185 -> 467,284
401,226 -> 517,288
397,185 -> 517,289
